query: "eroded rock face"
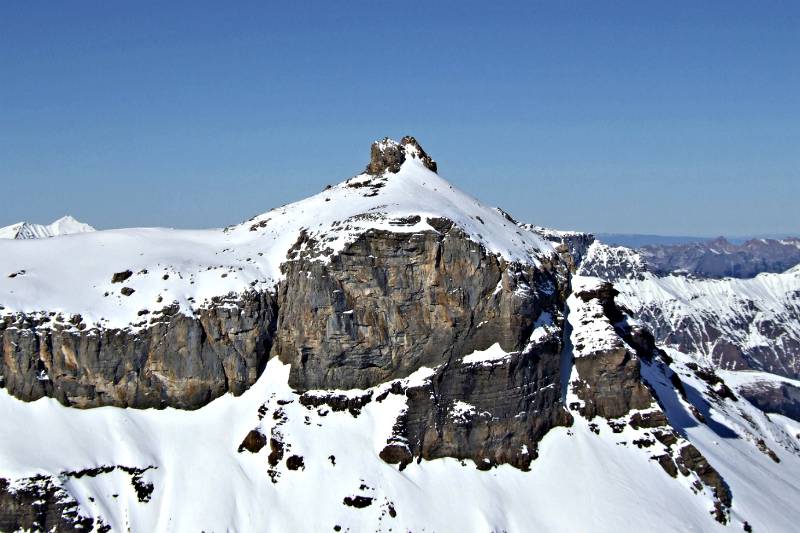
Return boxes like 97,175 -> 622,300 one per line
272,222 -> 566,391
0,476 -> 95,533
567,277 -> 732,523
0,465 -> 155,532
569,281 -> 653,419
0,291 -> 277,409
268,219 -> 575,469
387,339 -> 573,471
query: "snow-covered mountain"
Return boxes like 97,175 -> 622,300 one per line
1,138 -> 799,532
580,241 -> 800,380
0,216 -> 95,240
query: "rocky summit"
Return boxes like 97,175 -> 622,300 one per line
0,138 -> 799,532
366,136 -> 438,175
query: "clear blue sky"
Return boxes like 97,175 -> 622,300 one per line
1,1 -> 798,236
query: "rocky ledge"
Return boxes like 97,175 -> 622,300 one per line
1,292 -> 276,409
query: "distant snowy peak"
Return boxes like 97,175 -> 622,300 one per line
0,215 -> 95,240
577,240 -> 649,280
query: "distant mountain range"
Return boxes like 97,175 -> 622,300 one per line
596,234 -> 800,279
0,215 -> 95,240
598,232 -> 798,248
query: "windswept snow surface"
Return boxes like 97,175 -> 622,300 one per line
0,215 -> 94,239
635,348 -> 800,533
0,158 -> 554,329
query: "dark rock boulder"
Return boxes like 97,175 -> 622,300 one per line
239,429 -> 268,453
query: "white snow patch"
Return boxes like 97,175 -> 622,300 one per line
461,343 -> 512,365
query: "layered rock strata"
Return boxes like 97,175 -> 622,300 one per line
0,292 -> 276,409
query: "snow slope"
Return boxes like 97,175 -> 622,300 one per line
0,215 -> 94,240
0,156 -> 554,329
3,353 -> 800,532
3,313 -> 800,532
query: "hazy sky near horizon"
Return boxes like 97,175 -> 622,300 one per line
1,1 -> 798,236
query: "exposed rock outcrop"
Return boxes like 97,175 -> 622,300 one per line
268,216 -> 575,470
0,465 -> 155,532
366,136 -> 438,175
272,222 -> 566,391
568,279 -> 653,419
383,338 -> 573,471
567,276 -> 732,523
0,291 -> 277,409
0,476 -> 97,533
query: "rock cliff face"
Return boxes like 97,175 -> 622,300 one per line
0,476 -> 95,533
0,291 -> 276,409
568,279 -> 653,419
381,336 -> 572,471
269,209 -> 575,469
274,222 -> 567,391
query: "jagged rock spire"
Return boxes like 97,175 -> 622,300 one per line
366,136 -> 438,175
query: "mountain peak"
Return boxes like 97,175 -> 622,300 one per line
0,215 -> 95,239
366,136 -> 437,175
